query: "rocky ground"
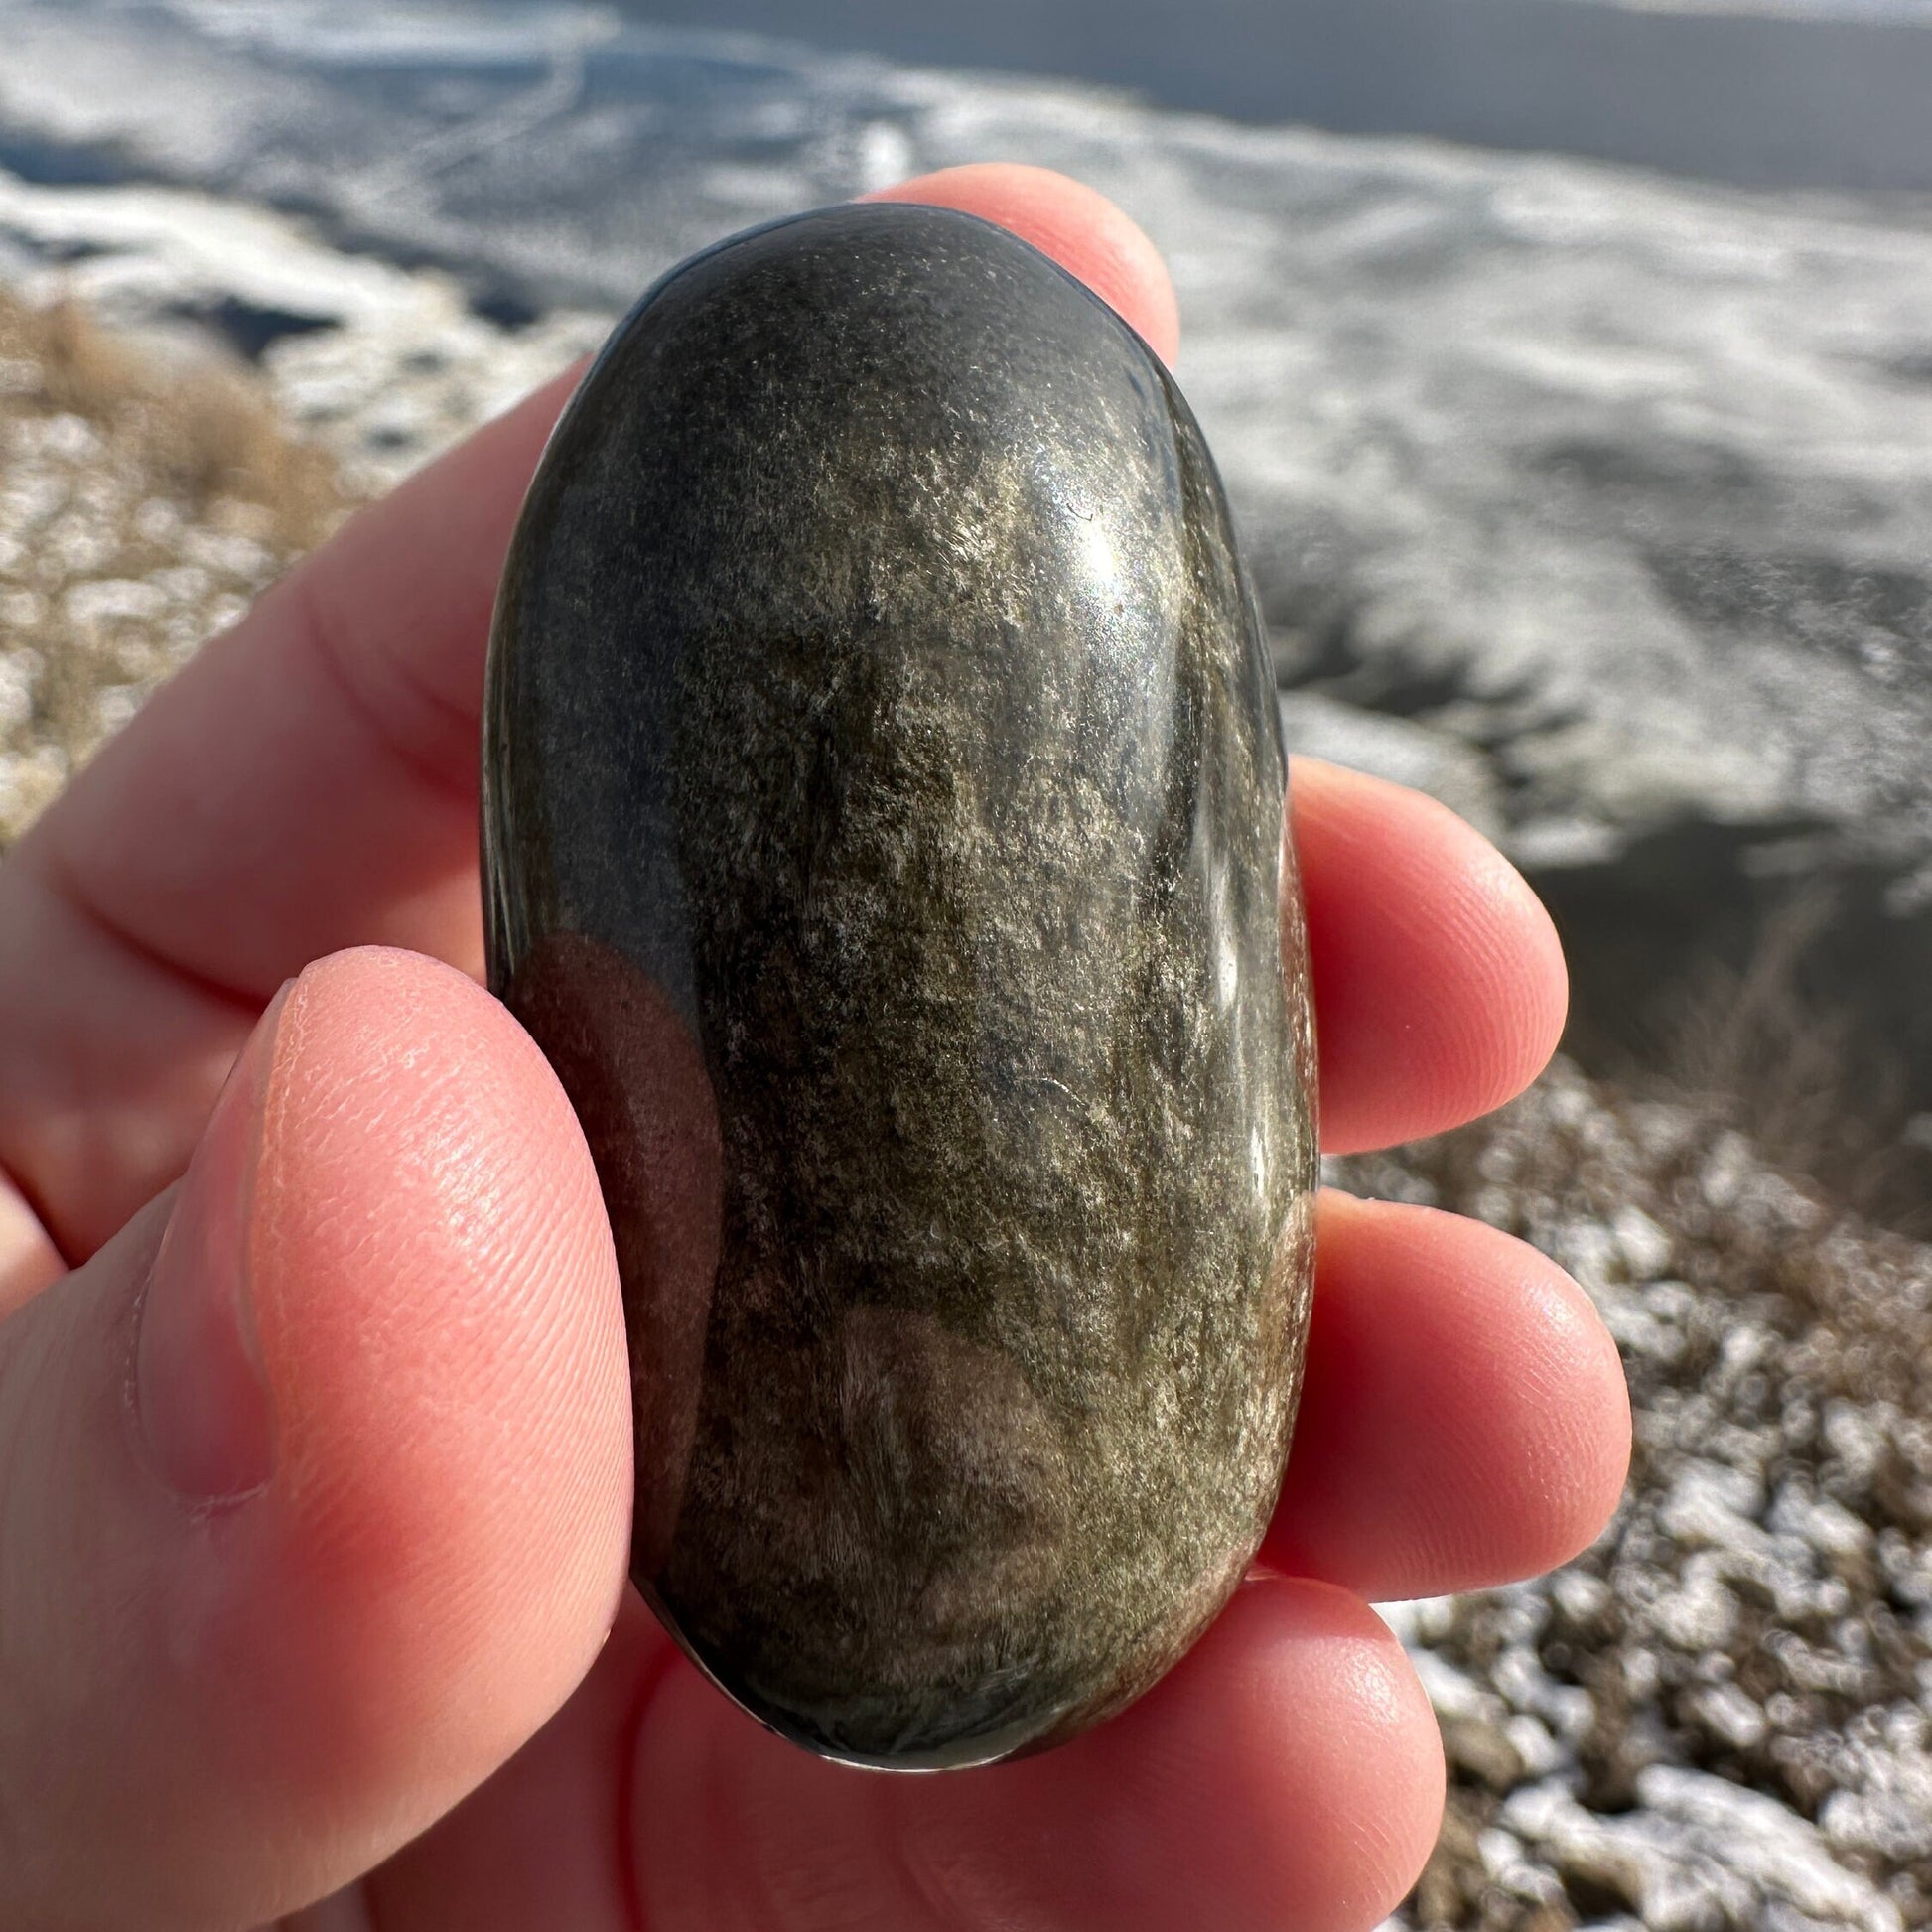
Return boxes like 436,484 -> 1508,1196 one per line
3,215 -> 1929,1932
1341,1069 -> 1932,1931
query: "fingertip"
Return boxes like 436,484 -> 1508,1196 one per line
1072,1579 -> 1446,1932
1270,1192 -> 1632,1596
241,944 -> 630,1795
867,163 -> 1181,363
1291,759 -> 1569,1153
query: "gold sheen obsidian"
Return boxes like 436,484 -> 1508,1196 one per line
483,202 -> 1319,1769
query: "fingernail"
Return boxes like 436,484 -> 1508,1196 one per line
137,982 -> 292,1503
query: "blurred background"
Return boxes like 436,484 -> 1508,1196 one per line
4,2 -> 1932,1927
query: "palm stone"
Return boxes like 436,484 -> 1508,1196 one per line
483,201 -> 1319,1770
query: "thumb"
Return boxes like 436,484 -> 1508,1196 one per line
0,947 -> 631,1930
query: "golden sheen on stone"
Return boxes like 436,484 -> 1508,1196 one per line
482,202 -> 1319,1769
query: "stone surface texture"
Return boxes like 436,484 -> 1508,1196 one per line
483,203 -> 1318,1768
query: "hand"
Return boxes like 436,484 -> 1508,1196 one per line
0,165 -> 1629,1932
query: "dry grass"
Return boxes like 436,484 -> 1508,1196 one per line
1614,887 -> 1930,1236
5,292 -> 345,544
0,287 -> 354,845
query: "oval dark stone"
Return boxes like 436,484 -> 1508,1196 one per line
483,202 -> 1319,1769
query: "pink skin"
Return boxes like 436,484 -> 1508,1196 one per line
0,164 -> 1628,1930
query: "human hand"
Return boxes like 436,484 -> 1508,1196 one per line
0,165 -> 1630,1931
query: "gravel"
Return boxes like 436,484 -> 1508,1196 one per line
1345,1059 -> 1932,1930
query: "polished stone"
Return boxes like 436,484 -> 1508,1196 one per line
483,202 -> 1318,1769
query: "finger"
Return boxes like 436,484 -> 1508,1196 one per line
1293,758 -> 1569,1152
359,1591 -> 668,1930
0,1173 -> 61,1317
864,162 -> 1181,363
629,1580 -> 1441,1932
0,947 -> 630,1930
365,1577 -> 1441,1932
0,373 -> 577,1264
1263,1191 -> 1630,1599
0,168 -> 1187,1265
